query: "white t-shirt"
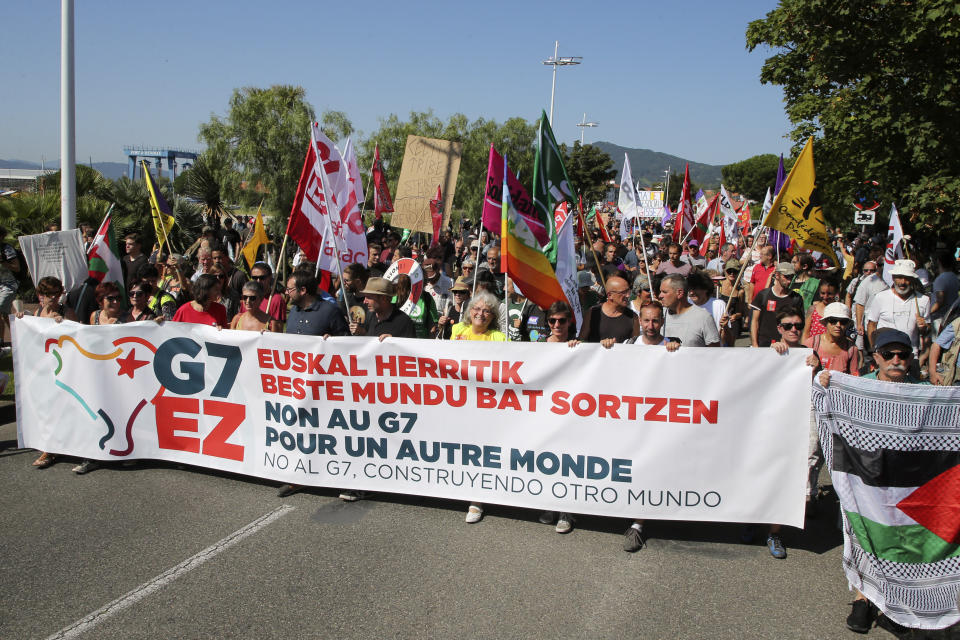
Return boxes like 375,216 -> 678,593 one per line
865,289 -> 931,351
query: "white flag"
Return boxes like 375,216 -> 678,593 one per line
718,185 -> 739,244
341,138 -> 365,209
618,153 -> 639,240
554,204 -> 583,333
761,187 -> 773,220
310,125 -> 368,271
882,204 -> 905,286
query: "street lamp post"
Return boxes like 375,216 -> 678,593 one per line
543,41 -> 582,126
576,113 -> 599,144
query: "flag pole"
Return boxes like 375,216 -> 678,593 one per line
359,150 -> 374,226
576,197 -> 606,288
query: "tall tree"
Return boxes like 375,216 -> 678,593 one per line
198,85 -> 315,218
747,0 -> 960,235
562,142 -> 616,204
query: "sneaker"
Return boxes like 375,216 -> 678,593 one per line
766,534 -> 787,559
465,504 -> 484,524
623,527 -> 645,552
538,511 -> 555,525
846,599 -> 874,634
277,484 -> 298,498
555,513 -> 574,534
740,525 -> 756,544
72,460 -> 99,475
339,490 -> 367,502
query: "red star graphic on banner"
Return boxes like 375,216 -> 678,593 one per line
897,464 -> 960,544
116,349 -> 149,379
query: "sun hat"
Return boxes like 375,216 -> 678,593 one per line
450,277 -> 471,293
775,262 -> 796,276
822,302 -> 851,321
577,271 -> 596,288
359,277 -> 395,297
889,259 -> 920,280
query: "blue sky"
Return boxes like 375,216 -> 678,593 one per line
1,0 -> 791,168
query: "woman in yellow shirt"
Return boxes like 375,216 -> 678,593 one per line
451,290 -> 505,523
449,290 -> 506,342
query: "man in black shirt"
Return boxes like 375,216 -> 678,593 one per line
577,275 -> 639,345
349,277 -> 416,339
751,262 -> 804,347
122,234 -> 148,291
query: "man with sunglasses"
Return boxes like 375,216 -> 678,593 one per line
577,275 -> 639,345
751,263 -> 803,348
249,262 -> 287,326
865,260 -> 930,357
818,328 -> 930,633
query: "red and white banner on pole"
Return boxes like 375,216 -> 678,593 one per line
286,124 -> 368,270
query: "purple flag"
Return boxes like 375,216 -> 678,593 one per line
774,154 -> 786,194
768,154 -> 791,251
661,203 -> 673,226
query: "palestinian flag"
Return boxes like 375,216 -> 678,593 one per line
814,373 -> 960,630
832,438 -> 960,565
88,208 -> 125,293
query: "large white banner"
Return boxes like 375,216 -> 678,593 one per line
13,317 -> 811,526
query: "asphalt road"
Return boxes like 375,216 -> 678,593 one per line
4,419 -> 912,640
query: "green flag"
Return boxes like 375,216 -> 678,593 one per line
532,111 -> 574,265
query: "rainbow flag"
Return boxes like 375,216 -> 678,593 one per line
501,156 -> 566,310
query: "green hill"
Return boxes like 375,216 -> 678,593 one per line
592,141 -> 724,189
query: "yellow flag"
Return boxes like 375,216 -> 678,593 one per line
142,160 -> 176,250
241,204 -> 270,268
764,137 -> 837,265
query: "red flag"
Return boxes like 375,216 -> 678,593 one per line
691,194 -> 716,252
672,164 -> 693,242
738,201 -> 752,237
429,185 -> 443,248
372,144 -> 394,219
285,140 -> 326,259
576,195 -> 586,239
597,211 -> 612,244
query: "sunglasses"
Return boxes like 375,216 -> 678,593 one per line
241,295 -> 260,302
105,295 -> 122,302
129,290 -> 146,297
877,349 -> 911,360
250,275 -> 269,281
548,317 -> 568,325
726,270 -> 738,275
824,318 -> 849,326
778,322 -> 803,331
862,268 -> 876,273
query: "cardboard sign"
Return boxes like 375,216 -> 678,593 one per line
391,136 -> 462,233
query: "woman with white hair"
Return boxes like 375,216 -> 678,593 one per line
449,290 -> 505,342
448,290 -> 505,523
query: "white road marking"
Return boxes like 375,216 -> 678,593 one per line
46,505 -> 295,640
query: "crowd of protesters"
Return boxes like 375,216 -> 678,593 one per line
8,212 -> 960,632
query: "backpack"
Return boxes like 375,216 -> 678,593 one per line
942,317 -> 960,386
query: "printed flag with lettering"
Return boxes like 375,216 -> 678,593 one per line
882,204 -> 905,287
764,137 -> 837,264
